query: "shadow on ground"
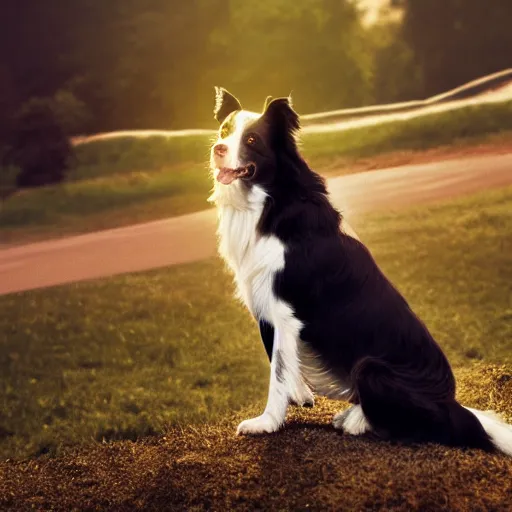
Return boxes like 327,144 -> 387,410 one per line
0,363 -> 511,511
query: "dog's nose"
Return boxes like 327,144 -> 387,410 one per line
214,144 -> 228,157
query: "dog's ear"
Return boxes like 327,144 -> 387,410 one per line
213,87 -> 242,123
263,96 -> 300,147
263,95 -> 273,111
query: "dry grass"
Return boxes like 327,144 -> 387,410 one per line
0,364 -> 510,511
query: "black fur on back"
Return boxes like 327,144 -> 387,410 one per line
254,99 -> 494,452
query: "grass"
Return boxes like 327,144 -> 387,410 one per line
2,100 -> 512,244
0,161 -> 212,242
300,100 -> 512,166
70,133 -> 214,182
2,380 -> 510,511
0,187 -> 511,461
0,260 -> 266,459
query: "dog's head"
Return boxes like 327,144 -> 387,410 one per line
210,88 -> 300,193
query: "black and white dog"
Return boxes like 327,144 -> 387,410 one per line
209,87 -> 512,455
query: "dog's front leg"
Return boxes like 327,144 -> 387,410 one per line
237,322 -> 311,435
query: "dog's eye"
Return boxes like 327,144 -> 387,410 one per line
245,134 -> 257,146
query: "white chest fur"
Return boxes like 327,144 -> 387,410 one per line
216,187 -> 286,323
214,184 -> 349,400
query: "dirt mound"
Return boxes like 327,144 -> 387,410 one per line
1,364 -> 511,511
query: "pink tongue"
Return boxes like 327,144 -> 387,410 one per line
216,168 -> 237,185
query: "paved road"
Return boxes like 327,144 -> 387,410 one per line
1,153 -> 511,296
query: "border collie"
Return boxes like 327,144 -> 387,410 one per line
208,87 -> 512,455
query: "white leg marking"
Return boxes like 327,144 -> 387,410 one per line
333,405 -> 372,435
237,315 -> 311,435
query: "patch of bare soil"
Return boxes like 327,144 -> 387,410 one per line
1,364 -> 511,511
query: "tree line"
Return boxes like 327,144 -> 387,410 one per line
1,0 -> 511,137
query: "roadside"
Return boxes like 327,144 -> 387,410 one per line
320,132 -> 512,176
1,153 -> 512,296
2,134 -> 512,248
2,96 -> 512,246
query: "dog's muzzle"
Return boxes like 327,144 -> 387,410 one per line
216,163 -> 256,185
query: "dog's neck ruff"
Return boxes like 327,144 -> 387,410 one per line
213,184 -> 268,275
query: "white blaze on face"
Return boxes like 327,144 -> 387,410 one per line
211,110 -> 260,176
209,110 -> 261,206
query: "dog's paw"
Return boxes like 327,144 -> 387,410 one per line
333,405 -> 371,435
236,413 -> 281,436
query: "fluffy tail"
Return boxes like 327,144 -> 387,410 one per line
353,357 -> 512,455
465,407 -> 512,456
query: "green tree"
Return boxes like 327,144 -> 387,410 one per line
402,0 -> 512,96
52,89 -> 91,135
203,0 -> 373,115
1,0 -> 380,131
7,99 -> 73,188
371,20 -> 423,103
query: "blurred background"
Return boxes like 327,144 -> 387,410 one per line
1,0 -> 512,135
0,0 -> 511,472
